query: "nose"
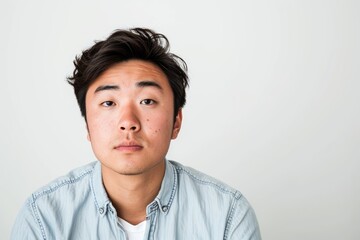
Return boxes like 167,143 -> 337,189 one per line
118,106 -> 140,132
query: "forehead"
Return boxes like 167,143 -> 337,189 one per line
89,60 -> 169,89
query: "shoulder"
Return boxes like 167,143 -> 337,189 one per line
168,160 -> 261,239
30,161 -> 97,202
169,160 -> 241,198
11,161 -> 99,239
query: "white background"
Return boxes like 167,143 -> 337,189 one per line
1,0 -> 359,239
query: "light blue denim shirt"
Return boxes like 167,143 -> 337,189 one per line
11,160 -> 261,239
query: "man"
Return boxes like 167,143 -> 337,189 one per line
11,28 -> 261,239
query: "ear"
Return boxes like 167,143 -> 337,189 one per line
171,108 -> 183,139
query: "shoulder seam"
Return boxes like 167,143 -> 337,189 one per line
32,168 -> 94,200
30,196 -> 47,240
224,192 -> 244,239
174,165 -> 240,197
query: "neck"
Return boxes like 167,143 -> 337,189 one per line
101,161 -> 166,225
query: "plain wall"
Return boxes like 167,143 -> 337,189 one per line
1,0 -> 359,239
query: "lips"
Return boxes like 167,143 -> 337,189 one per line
114,141 -> 143,152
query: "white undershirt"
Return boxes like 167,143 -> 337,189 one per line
118,218 -> 147,240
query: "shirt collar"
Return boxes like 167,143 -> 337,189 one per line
149,159 -> 177,215
91,161 -> 110,216
91,160 -> 178,216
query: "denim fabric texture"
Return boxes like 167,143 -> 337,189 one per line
11,160 -> 261,239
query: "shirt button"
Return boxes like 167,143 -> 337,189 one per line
99,207 -> 104,214
162,206 -> 168,212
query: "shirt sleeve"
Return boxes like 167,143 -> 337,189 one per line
224,193 -> 262,240
10,197 -> 45,240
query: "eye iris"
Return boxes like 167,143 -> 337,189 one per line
142,99 -> 152,105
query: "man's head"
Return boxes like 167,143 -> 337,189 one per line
67,28 -> 189,122
67,28 -> 189,176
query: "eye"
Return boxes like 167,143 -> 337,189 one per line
140,99 -> 156,105
101,101 -> 115,107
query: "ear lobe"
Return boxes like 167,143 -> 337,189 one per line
171,109 -> 183,139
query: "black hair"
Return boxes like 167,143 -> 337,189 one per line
67,28 -> 189,121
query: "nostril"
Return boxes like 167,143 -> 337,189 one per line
120,126 -> 137,131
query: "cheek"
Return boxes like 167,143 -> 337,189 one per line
145,117 -> 172,137
88,115 -> 116,140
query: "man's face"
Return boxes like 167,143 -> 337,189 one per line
85,60 -> 182,176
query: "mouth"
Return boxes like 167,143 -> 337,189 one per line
114,142 -> 143,152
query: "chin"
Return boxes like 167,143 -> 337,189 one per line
110,163 -> 147,176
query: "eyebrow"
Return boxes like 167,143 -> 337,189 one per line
136,80 -> 163,91
94,85 -> 119,93
94,80 -> 163,94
